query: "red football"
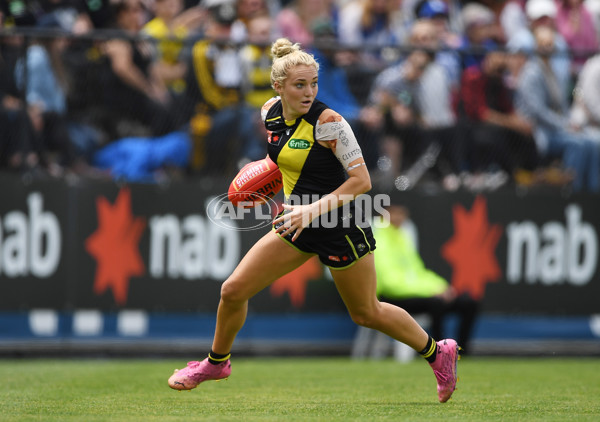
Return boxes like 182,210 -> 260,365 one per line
228,156 -> 283,207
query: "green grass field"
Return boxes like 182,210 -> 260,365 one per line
0,357 -> 598,421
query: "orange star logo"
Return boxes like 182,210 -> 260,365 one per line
441,196 -> 502,300
85,188 -> 146,305
270,256 -> 322,308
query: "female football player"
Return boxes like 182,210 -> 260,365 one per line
168,38 -> 460,403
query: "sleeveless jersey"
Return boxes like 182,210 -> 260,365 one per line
264,98 -> 357,239
265,99 -> 347,199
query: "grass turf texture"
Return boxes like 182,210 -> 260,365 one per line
0,357 -> 599,421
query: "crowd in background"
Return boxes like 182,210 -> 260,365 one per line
1,0 -> 600,192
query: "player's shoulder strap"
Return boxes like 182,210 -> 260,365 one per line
304,100 -> 329,126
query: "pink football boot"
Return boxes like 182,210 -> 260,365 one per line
168,358 -> 231,390
429,339 -> 460,403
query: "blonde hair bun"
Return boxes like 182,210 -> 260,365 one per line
271,38 -> 301,60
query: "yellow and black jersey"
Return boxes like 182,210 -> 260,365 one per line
264,99 -> 347,199
264,98 -> 360,240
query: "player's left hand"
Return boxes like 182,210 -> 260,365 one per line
273,203 -> 317,242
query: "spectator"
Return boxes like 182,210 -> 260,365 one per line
407,20 -> 462,187
507,0 -> 571,98
571,53 -> 600,140
0,34 -> 38,172
239,13 -> 276,108
309,20 -> 361,122
14,24 -> 82,176
555,0 -> 599,74
142,0 -> 205,97
276,0 -> 334,46
374,205 -> 480,354
181,0 -> 247,174
338,0 -> 407,67
414,0 -> 461,47
403,0 -> 464,34
375,49 -> 432,180
238,13 -> 277,161
231,0 -> 273,42
413,0 -> 461,88
515,25 -> 599,192
101,0 -> 180,139
460,50 -> 539,179
458,2 -> 500,71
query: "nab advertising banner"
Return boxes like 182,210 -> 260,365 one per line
0,177 -> 69,309
392,191 -> 600,315
0,174 -> 598,316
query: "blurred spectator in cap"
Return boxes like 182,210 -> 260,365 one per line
507,0 -> 571,98
413,0 -> 461,88
458,2 -> 500,71
526,0 -> 558,19
403,0 -> 463,34
415,0 -> 461,47
203,0 -> 238,26
555,0 -> 599,74
415,0 -> 448,19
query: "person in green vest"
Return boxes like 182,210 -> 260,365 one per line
374,204 -> 479,354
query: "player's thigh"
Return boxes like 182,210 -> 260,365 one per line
330,253 -> 379,316
224,230 -> 313,300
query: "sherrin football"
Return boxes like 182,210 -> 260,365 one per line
228,156 -> 283,207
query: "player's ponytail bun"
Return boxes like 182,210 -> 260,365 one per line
270,38 -> 319,88
271,38 -> 300,60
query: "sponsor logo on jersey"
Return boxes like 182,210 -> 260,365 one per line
288,139 -> 310,149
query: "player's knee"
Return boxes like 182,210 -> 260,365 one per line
349,308 -> 378,328
220,278 -> 248,304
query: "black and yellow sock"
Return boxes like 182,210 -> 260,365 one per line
208,351 -> 231,365
419,336 -> 438,363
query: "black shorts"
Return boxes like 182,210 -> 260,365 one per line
273,223 -> 376,269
